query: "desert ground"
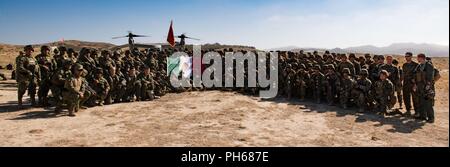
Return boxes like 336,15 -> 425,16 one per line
0,58 -> 448,146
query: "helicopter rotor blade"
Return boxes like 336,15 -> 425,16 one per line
133,35 -> 151,38
186,37 -> 200,41
112,36 -> 128,39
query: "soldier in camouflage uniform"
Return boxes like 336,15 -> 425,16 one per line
324,64 -> 340,106
285,64 -> 296,99
124,67 -> 139,102
352,69 -> 372,112
339,68 -> 355,109
413,54 -> 435,123
51,59 -> 73,113
137,66 -> 155,101
54,46 -> 68,69
310,65 -> 324,104
62,64 -> 85,117
91,68 -> 110,106
337,54 -> 355,77
374,70 -> 394,116
16,45 -> 40,107
35,45 -> 56,106
392,59 -> 403,109
402,52 -> 419,116
380,55 -> 399,109
349,54 -> 361,77
105,66 -> 126,104
296,64 -> 309,102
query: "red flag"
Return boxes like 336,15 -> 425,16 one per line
167,20 -> 175,48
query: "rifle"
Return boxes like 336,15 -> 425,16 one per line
83,80 -> 97,96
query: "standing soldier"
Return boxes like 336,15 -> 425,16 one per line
310,65 -> 324,104
339,68 -> 355,109
35,45 -> 56,106
62,64 -> 85,117
352,69 -> 372,112
402,52 -> 419,117
285,64 -> 296,99
413,54 -> 435,123
325,65 -> 340,106
374,70 -> 394,116
392,59 -> 403,110
296,64 -> 309,102
54,46 -> 68,68
349,54 -> 361,77
337,54 -> 355,77
16,45 -> 40,107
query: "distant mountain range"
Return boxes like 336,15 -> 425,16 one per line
267,43 -> 449,57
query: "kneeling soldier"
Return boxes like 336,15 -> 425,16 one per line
62,64 -> 85,117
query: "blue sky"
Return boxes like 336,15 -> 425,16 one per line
0,0 -> 448,49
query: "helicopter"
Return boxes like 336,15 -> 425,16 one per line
176,33 -> 200,46
112,31 -> 151,50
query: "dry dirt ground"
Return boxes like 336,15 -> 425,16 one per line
0,69 -> 448,147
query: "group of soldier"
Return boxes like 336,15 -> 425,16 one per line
13,45 -> 438,123
277,50 -> 439,123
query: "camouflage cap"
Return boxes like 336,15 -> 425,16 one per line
40,45 -> 50,51
299,64 -> 306,69
417,53 -> 426,59
392,59 -> 399,65
74,64 -> 84,71
360,69 -> 369,76
58,46 -> 67,51
378,55 -> 385,60
314,65 -> 321,71
95,68 -> 103,74
342,68 -> 351,74
24,45 -> 34,51
379,70 -> 389,77
328,64 -> 335,71
349,53 -> 356,58
64,59 -> 73,66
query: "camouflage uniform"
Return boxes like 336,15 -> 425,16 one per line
285,65 -> 296,99
295,64 -> 309,101
402,60 -> 419,115
105,67 -> 127,103
51,60 -> 72,112
352,69 -> 372,112
310,65 -> 324,103
339,68 -> 356,109
324,65 -> 340,105
374,70 -> 394,115
35,46 -> 56,106
413,57 -> 435,122
62,64 -> 85,117
137,67 -> 155,101
91,69 -> 110,106
380,63 -> 399,109
16,45 -> 40,106
124,68 -> 139,102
